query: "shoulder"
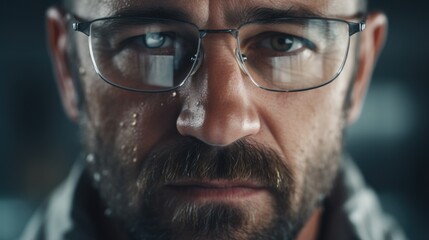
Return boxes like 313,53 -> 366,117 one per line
19,162 -> 97,240
320,157 -> 408,240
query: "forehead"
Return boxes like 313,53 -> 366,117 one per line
74,0 -> 360,26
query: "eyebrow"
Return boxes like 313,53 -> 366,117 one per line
109,6 -> 194,23
225,6 -> 327,26
105,5 -> 326,27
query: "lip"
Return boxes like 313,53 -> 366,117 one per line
164,180 -> 269,201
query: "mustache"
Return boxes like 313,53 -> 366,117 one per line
137,137 -> 295,202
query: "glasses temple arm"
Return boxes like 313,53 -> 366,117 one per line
348,20 -> 366,36
66,13 -> 91,36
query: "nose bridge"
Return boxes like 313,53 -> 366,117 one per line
200,30 -> 239,57
199,29 -> 238,38
194,29 -> 244,76
190,30 -> 241,78
176,30 -> 261,146
203,33 -> 237,63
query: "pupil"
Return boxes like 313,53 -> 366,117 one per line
272,36 -> 293,51
145,33 -> 165,48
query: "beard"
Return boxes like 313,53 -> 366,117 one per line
80,114 -> 343,240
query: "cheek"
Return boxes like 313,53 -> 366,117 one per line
257,75 -> 349,199
75,35 -> 181,156
263,80 -> 347,158
81,87 -> 184,219
82,80 -> 180,167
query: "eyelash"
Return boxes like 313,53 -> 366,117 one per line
243,32 -> 317,54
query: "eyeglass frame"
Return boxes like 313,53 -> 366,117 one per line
70,13 -> 366,93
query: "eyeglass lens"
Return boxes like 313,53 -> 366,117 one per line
88,18 -> 351,92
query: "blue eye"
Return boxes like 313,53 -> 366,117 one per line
126,32 -> 174,50
144,32 -> 168,48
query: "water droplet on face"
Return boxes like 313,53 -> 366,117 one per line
133,146 -> 137,152
196,101 -> 201,106
119,122 -> 125,127
86,153 -> 95,163
160,103 -> 164,107
171,91 -> 177,97
136,181 -> 140,187
133,113 -> 138,118
132,158 -> 137,163
104,208 -> 112,216
318,194 -> 326,203
79,67 -> 86,75
132,120 -> 137,126
93,172 -> 101,182
121,145 -> 126,151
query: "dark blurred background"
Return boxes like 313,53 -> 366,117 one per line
1,1 -> 428,240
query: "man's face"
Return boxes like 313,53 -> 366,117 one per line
69,0 -> 360,239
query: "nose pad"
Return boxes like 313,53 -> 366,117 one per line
235,48 -> 250,75
190,47 -> 249,77
190,49 -> 204,76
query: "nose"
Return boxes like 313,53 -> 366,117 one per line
176,36 -> 261,146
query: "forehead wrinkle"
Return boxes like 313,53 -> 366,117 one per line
71,1 -> 119,19
73,0 -> 179,19
208,0 -> 359,28
224,6 -> 327,27
74,0 -> 360,25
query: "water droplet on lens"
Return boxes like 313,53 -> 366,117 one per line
86,153 -> 95,163
318,194 -> 326,203
104,208 -> 112,216
79,67 -> 86,75
93,172 -> 101,182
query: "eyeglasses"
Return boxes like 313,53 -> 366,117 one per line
72,15 -> 365,93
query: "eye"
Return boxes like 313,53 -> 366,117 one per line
263,34 -> 305,52
128,32 -> 174,49
144,32 -> 173,48
270,35 -> 304,52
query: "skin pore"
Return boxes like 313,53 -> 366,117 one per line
47,0 -> 386,239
